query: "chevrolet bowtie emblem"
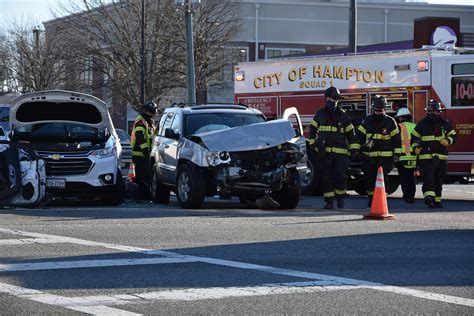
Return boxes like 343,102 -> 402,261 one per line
49,154 -> 63,160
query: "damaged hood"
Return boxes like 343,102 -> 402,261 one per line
196,119 -> 296,152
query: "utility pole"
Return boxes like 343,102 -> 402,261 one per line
140,0 -> 145,106
185,1 -> 197,104
349,0 -> 357,54
176,0 -> 199,104
33,27 -> 41,60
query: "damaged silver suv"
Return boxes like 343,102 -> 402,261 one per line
150,104 -> 308,209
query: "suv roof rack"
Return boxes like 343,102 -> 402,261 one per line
170,102 -> 249,108
191,104 -> 249,111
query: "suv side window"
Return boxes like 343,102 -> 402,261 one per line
170,112 -> 181,136
158,111 -> 174,136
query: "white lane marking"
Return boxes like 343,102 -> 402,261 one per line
366,285 -> 474,308
0,257 -> 196,272
0,228 -> 175,257
0,238 -> 63,246
195,257 -> 370,286
74,281 -> 362,306
1,227 -> 473,308
0,282 -> 141,316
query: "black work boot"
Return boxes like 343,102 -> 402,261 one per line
324,200 -> 334,210
424,196 -> 434,208
403,197 -> 416,204
367,197 -> 373,208
336,197 -> 344,209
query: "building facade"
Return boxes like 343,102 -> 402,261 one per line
208,0 -> 474,104
44,0 -> 474,128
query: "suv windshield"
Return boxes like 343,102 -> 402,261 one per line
13,122 -> 104,141
184,113 -> 266,136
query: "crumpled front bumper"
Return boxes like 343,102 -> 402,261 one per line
213,165 -> 290,193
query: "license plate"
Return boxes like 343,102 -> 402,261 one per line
46,179 -> 66,189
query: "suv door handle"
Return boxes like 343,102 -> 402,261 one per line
164,144 -> 169,148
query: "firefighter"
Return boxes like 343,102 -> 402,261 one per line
395,107 -> 417,203
411,100 -> 456,208
308,86 -> 360,209
357,96 -> 402,207
131,101 -> 158,200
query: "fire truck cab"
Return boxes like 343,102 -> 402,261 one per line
234,46 -> 474,195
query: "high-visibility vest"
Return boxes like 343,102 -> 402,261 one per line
399,121 -> 416,168
131,115 -> 151,158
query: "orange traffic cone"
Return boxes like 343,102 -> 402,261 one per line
127,162 -> 136,180
363,166 -> 395,220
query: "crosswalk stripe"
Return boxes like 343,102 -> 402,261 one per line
0,282 -> 141,316
0,238 -> 63,245
1,227 -> 473,308
0,257 -> 197,272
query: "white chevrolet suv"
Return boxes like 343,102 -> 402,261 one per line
10,90 -> 125,205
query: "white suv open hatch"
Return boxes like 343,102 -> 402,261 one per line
10,90 -> 125,205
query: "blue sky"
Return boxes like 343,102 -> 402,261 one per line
0,0 -> 69,26
1,0 -> 473,27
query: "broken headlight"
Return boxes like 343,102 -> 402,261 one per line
206,150 -> 230,166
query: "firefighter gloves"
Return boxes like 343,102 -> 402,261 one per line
440,139 -> 449,146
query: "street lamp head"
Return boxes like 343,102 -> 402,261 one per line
175,0 -> 201,5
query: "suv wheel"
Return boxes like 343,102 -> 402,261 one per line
102,168 -> 126,205
301,148 -> 323,195
176,163 -> 205,209
151,168 -> 171,204
272,170 -> 301,209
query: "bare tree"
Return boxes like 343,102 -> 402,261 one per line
0,33 -> 13,94
51,0 -> 182,111
1,22 -> 65,93
52,0 -> 241,104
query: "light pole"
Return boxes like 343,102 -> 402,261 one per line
349,0 -> 357,54
140,0 -> 145,106
32,26 -> 42,60
176,0 -> 200,104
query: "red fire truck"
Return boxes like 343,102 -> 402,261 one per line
234,46 -> 474,195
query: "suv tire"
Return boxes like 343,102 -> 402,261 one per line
176,163 -> 205,209
301,148 -> 323,195
151,168 -> 171,204
102,168 -> 126,205
272,170 -> 301,209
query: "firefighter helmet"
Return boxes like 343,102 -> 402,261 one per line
325,86 -> 341,100
143,101 -> 158,115
372,96 -> 387,109
395,107 -> 411,118
425,99 -> 443,113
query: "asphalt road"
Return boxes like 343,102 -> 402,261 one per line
0,184 -> 473,315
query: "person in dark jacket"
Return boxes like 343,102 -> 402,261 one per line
357,96 -> 402,207
131,101 -> 157,200
308,86 -> 360,209
411,100 -> 456,208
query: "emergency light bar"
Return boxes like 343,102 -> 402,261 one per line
235,70 -> 245,81
417,60 -> 429,72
